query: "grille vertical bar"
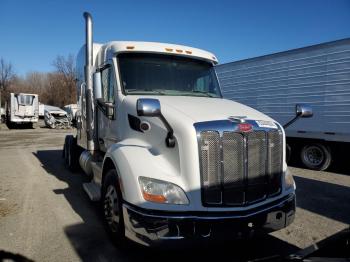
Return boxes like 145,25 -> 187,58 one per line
246,131 -> 268,202
222,132 -> 245,205
267,130 -> 283,195
200,131 -> 221,204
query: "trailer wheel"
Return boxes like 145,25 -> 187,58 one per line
65,135 -> 80,171
300,143 -> 332,171
101,170 -> 125,245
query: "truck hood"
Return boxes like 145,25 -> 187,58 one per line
124,95 -> 275,123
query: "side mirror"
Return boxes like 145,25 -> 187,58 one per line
93,72 -> 102,99
136,98 -> 176,148
137,98 -> 161,117
283,104 -> 313,129
296,104 -> 313,118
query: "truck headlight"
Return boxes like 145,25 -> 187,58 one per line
138,177 -> 189,205
284,168 -> 295,191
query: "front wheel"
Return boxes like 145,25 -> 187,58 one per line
101,170 -> 125,245
300,143 -> 332,171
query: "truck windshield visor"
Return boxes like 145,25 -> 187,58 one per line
118,53 -> 222,97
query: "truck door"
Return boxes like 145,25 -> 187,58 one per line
96,64 -> 117,151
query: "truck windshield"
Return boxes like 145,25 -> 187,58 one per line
17,95 -> 34,106
118,53 -> 222,97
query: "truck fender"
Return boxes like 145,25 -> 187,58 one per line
102,142 -> 182,208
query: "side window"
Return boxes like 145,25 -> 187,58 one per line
101,66 -> 115,103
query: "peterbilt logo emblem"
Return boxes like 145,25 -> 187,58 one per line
228,116 -> 247,123
228,116 -> 252,132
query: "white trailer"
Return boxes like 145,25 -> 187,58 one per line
6,93 -> 39,128
63,12 -> 313,247
216,38 -> 350,171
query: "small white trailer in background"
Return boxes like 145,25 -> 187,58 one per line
216,38 -> 350,171
6,93 -> 39,128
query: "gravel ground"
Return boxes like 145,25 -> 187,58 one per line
0,123 -> 349,261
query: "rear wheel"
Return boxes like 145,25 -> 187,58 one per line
101,170 -> 125,245
300,143 -> 332,171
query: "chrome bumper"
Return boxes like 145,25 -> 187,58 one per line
123,193 -> 296,246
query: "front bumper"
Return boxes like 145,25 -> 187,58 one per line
12,116 -> 38,123
123,193 -> 296,246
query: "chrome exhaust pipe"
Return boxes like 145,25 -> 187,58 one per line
83,12 -> 95,151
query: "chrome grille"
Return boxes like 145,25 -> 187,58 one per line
198,126 -> 283,206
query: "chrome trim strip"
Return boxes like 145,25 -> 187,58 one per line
122,193 -> 294,220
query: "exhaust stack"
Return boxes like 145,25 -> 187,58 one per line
83,12 -> 95,151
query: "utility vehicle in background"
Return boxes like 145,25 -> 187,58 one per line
6,92 -> 39,128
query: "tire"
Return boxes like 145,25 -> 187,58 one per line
63,136 -> 68,158
65,135 -> 80,171
300,143 -> 332,171
101,169 -> 125,245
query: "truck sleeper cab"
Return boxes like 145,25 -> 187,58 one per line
63,12 -> 305,247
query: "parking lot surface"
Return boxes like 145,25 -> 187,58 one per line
0,124 -> 349,261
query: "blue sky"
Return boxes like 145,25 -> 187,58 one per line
0,0 -> 349,76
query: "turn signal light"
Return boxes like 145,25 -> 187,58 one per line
142,192 -> 167,203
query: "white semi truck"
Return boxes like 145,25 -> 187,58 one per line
63,12 -> 311,246
6,92 -> 39,128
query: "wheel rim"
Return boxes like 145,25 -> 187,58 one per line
104,185 -> 120,232
303,146 -> 324,166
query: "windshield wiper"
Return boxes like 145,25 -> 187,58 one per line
190,90 -> 217,97
126,89 -> 165,95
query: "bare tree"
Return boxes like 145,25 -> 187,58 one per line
2,55 -> 77,109
52,54 -> 77,107
0,58 -> 15,109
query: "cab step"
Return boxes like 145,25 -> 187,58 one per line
91,161 -> 102,179
83,181 -> 101,201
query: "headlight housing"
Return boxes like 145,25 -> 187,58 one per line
138,177 -> 189,205
284,168 -> 295,191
